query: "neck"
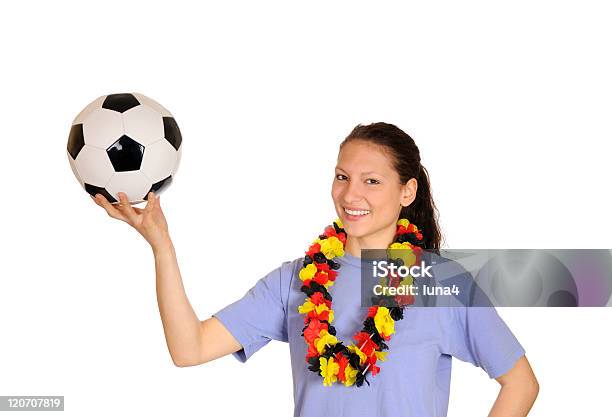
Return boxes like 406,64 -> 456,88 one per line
344,222 -> 397,258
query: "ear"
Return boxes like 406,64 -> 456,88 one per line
400,178 -> 418,207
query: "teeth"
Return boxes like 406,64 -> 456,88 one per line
344,208 -> 370,216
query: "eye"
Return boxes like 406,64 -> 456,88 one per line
335,174 -> 347,181
366,178 -> 380,185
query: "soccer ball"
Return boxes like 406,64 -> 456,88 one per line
67,92 -> 182,204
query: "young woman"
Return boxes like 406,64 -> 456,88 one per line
92,122 -> 539,416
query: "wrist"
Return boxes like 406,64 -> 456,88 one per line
151,234 -> 174,255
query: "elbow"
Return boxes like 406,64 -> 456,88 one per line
172,356 -> 197,368
530,377 -> 540,398
172,358 -> 190,368
518,374 -> 539,402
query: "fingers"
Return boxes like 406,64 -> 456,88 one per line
144,192 -> 156,214
91,191 -> 156,223
116,192 -> 138,224
92,193 -> 128,222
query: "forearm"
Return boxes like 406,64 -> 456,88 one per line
153,238 -> 202,366
488,382 -> 539,417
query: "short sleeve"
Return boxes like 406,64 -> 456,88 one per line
212,261 -> 292,363
444,306 -> 526,379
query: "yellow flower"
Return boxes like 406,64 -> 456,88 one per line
400,276 -> 413,287
317,304 -> 335,322
319,357 -> 340,386
298,300 -> 315,314
374,306 -> 395,337
298,301 -> 335,322
374,350 -> 388,361
397,219 -> 410,228
346,344 -> 367,365
334,218 -> 344,229
387,245 -> 416,267
314,330 -> 338,354
343,364 -> 358,386
318,236 -> 344,259
299,263 -> 317,281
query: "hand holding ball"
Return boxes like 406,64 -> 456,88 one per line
67,93 -> 182,204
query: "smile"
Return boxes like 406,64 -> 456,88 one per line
344,207 -> 371,216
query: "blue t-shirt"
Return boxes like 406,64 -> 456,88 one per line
212,251 -> 526,417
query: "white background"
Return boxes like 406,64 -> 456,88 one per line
1,1 -> 611,416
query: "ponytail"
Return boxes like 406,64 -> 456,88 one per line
400,164 -> 442,255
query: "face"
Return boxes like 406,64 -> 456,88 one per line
331,140 -> 417,248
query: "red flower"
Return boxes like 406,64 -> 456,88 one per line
308,308 -> 331,322
304,319 -> 328,344
416,232 -> 423,240
324,226 -> 336,237
370,363 -> 381,376
306,243 -> 321,258
336,353 -> 349,382
321,227 -> 346,245
313,272 -> 330,286
395,294 -> 415,308
326,270 -> 338,281
310,292 -> 325,305
353,331 -> 379,356
306,341 -> 319,360
396,225 -> 407,235
367,306 -> 379,318
317,262 -> 330,272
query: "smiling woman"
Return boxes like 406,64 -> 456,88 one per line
332,124 -> 443,260
92,122 -> 539,417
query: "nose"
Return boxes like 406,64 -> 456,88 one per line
342,178 -> 364,204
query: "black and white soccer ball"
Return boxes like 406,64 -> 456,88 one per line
67,93 -> 182,204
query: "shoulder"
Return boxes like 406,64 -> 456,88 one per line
279,255 -> 305,277
258,256 -> 305,307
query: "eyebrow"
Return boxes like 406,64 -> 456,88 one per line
335,166 -> 383,176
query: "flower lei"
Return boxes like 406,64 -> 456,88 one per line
298,218 -> 425,387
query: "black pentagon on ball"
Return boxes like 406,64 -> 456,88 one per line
144,176 -> 173,200
67,124 -> 85,159
84,183 -> 117,203
106,135 -> 145,172
163,117 -> 182,150
102,93 -> 141,113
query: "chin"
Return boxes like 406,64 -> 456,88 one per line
341,220 -> 371,238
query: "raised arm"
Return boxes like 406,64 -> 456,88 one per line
92,192 -> 242,367
152,238 -> 242,366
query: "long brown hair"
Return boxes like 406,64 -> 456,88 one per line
340,122 -> 443,254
